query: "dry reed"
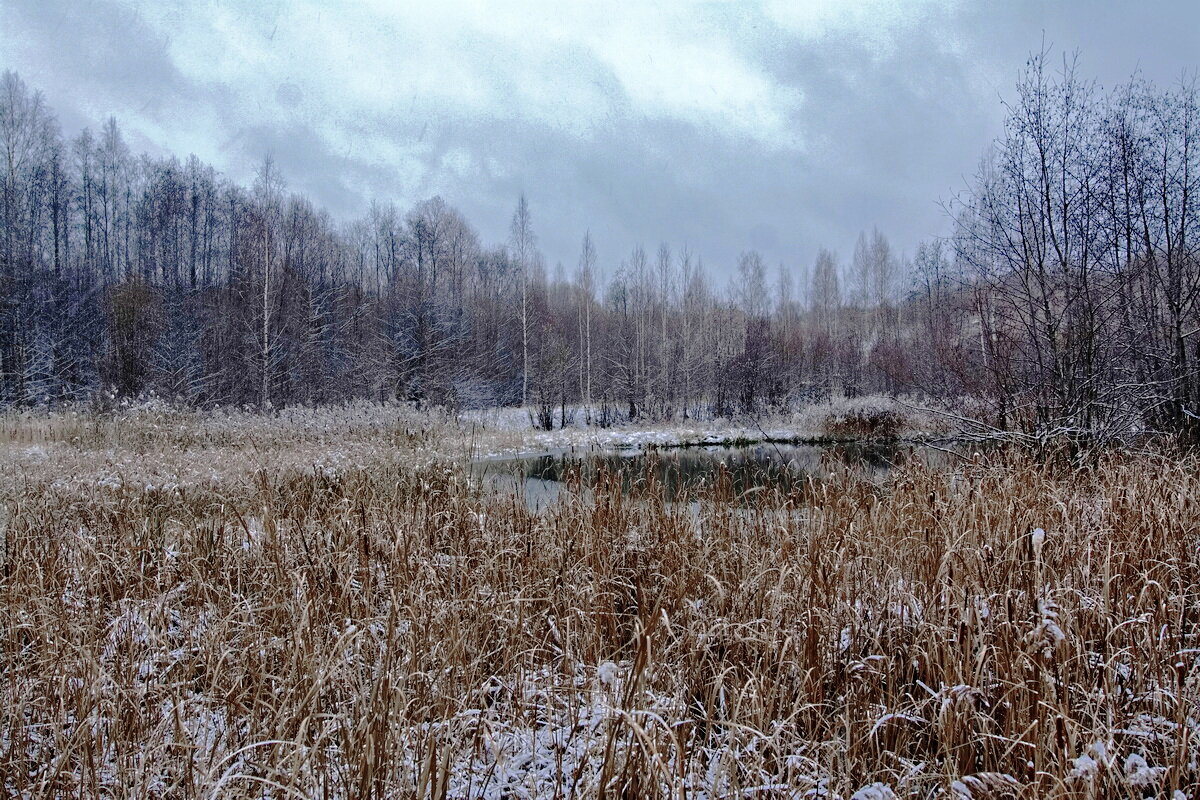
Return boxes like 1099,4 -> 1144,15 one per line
1,411 -> 1198,798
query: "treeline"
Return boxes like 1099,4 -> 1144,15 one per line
1,54 -> 1198,438
0,69 -> 921,422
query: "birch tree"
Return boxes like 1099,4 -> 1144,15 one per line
577,230 -> 596,421
509,194 -> 535,406
252,155 -> 284,408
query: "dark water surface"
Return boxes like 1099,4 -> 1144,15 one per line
471,441 -> 936,511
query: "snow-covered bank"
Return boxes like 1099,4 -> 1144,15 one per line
457,394 -> 950,460
0,396 -> 950,492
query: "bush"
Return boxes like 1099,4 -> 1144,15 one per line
820,397 -> 906,439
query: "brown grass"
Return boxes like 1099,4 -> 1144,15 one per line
1,413 -> 1198,797
819,404 -> 906,440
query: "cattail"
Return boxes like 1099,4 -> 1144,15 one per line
1,410 -> 1197,796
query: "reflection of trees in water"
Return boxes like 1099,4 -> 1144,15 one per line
505,443 -> 914,499
824,441 -> 903,470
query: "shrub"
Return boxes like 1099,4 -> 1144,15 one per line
820,397 -> 907,439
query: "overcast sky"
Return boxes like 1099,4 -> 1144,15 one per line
3,0 -> 1198,280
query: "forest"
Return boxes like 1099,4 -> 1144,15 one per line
1,51 -> 1198,441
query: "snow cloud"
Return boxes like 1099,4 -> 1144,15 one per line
3,0 -> 1198,276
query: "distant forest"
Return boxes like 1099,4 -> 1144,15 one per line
1,51 -> 1197,438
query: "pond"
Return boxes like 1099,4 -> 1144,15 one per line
470,441 -> 938,511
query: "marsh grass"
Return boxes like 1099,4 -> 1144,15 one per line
1,414 -> 1198,797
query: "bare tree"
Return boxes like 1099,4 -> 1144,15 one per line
509,194 -> 535,407
252,155 -> 284,408
656,242 -> 673,417
3,60 -> 1196,441
577,231 -> 596,421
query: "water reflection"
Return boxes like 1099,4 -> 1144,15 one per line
471,442 -> 927,512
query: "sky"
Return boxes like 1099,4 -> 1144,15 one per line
2,0 -> 1198,281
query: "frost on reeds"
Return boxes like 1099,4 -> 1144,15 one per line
1,416 -> 1199,797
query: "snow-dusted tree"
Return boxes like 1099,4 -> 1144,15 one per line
576,231 -> 596,421
810,248 -> 841,395
956,49 -> 1118,435
509,194 -> 536,406
150,294 -> 205,403
21,324 -> 55,405
251,155 -> 284,408
655,242 -> 673,416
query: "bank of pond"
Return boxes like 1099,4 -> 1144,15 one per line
470,441 -> 958,511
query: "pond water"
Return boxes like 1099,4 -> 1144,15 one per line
470,441 -> 936,511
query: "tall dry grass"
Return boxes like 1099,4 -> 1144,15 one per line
1,418 -> 1198,797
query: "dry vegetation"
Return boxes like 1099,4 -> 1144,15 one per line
1,408 -> 1198,798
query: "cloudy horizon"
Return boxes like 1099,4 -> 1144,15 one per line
3,0 -> 1198,280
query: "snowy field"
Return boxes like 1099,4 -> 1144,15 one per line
0,403 -> 1197,797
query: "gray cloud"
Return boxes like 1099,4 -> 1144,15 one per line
2,0 -> 1197,279
3,0 -> 198,140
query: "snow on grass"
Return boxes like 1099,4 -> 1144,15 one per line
2,407 -> 1199,796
